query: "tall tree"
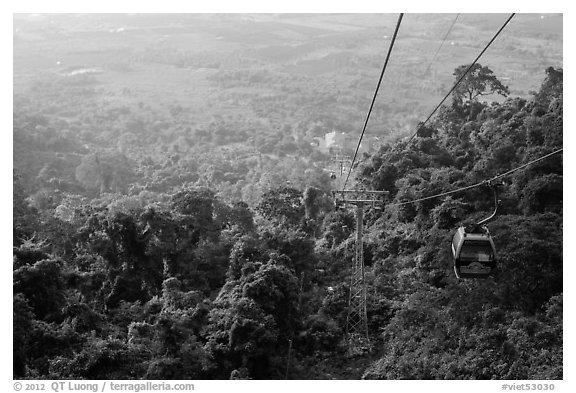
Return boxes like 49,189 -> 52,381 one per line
452,63 -> 509,103
256,187 -> 305,227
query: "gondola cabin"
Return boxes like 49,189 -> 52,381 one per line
452,226 -> 496,279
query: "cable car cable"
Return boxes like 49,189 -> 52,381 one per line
407,13 -> 515,143
342,14 -> 514,191
423,13 -> 460,77
342,13 -> 404,191
488,147 -> 563,182
388,147 -> 563,207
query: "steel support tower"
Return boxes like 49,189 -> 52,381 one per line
333,190 -> 387,352
331,155 -> 352,177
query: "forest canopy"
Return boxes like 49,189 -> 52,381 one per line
13,13 -> 562,381
13,64 -> 562,380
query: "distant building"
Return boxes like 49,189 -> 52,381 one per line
311,130 -> 378,155
312,130 -> 353,154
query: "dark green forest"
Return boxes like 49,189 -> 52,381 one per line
13,14 -> 562,381
13,64 -> 562,379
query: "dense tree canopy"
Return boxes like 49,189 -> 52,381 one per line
13,64 -> 562,380
452,63 -> 510,104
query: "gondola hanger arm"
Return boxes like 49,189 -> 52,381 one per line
475,181 -> 502,227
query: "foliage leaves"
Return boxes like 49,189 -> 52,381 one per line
13,66 -> 562,380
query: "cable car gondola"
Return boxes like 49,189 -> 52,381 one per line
452,182 -> 501,279
452,225 -> 496,279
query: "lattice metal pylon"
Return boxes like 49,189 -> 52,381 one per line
331,154 -> 352,177
333,190 -> 387,352
347,202 -> 368,342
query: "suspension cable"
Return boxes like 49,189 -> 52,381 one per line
407,13 -> 515,143
342,13 -> 403,191
489,148 -> 563,182
388,147 -> 563,207
423,13 -> 460,77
